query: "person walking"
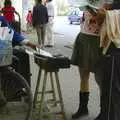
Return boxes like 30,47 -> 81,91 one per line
45,0 -> 55,47
26,10 -> 33,33
71,5 -> 102,119
32,0 -> 48,46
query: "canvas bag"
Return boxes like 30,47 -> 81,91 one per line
0,23 -> 14,66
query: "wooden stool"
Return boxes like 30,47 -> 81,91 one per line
33,55 -> 67,120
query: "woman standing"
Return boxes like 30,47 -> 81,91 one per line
71,6 -> 102,119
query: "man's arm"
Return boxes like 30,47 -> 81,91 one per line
0,15 -> 39,50
13,30 -> 39,50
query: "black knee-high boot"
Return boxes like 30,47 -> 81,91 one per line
72,92 -> 89,119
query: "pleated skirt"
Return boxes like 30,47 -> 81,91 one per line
71,32 -> 101,72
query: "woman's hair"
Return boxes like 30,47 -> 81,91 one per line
4,0 -> 12,7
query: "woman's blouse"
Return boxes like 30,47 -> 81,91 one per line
81,11 -> 100,36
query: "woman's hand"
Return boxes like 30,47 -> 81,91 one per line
96,8 -> 106,25
27,41 -> 40,50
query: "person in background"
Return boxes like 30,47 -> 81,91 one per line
71,5 -> 102,119
26,10 -> 33,33
1,0 -> 18,29
45,0 -> 55,47
32,0 -> 48,46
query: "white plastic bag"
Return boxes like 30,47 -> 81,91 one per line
0,27 -> 14,41
0,27 -> 14,66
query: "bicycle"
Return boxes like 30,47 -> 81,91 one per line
0,50 -> 33,120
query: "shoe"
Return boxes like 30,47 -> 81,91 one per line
44,45 -> 53,47
94,113 -> 103,120
72,92 -> 89,119
72,107 -> 88,119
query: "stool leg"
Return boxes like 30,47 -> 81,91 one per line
33,68 -> 42,108
55,71 -> 67,120
50,72 -> 57,105
38,70 -> 48,120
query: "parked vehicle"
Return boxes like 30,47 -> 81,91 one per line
68,8 -> 83,24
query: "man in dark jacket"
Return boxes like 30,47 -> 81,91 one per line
32,0 -> 48,46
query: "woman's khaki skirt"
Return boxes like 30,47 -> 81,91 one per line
71,32 -> 101,72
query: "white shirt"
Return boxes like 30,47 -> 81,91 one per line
46,1 -> 54,17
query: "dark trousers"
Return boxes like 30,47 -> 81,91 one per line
13,48 -> 31,86
100,49 -> 120,120
36,24 -> 46,45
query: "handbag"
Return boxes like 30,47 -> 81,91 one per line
0,26 -> 14,66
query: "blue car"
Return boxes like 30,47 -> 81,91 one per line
68,9 -> 83,24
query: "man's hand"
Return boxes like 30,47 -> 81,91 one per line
27,41 -> 40,50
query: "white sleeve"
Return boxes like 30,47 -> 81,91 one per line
20,39 -> 29,45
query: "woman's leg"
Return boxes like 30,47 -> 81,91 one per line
80,68 -> 90,92
72,67 -> 90,119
